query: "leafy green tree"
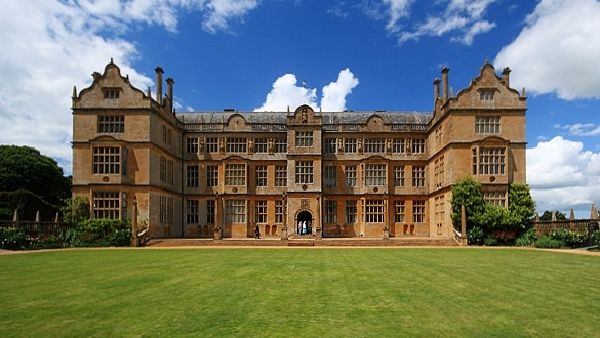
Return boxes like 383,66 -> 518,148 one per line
451,177 -> 485,231
0,145 -> 71,206
60,196 -> 90,227
539,210 -> 567,221
508,183 -> 535,229
452,178 -> 536,244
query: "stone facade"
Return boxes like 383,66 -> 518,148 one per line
72,60 -> 526,240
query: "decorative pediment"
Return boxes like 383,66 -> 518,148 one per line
227,114 -> 247,129
366,115 -> 385,131
290,104 -> 320,125
73,59 -> 152,110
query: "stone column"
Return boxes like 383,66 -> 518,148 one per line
383,197 -> 390,239
316,196 -> 322,239
131,198 -> 138,247
281,193 -> 288,240
214,193 -> 222,240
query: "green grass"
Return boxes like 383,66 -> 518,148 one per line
1,248 -> 599,337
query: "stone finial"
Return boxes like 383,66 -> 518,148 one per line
72,86 -> 77,99
110,57 -> 114,64
461,204 -> 467,236
569,208 -> 575,221
91,72 -> 101,80
591,204 -> 598,220
551,211 -> 557,221
534,212 -> 539,221
521,87 -> 526,97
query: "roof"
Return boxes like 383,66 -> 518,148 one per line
176,111 -> 432,125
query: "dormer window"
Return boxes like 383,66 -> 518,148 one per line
479,89 -> 495,101
103,87 -> 120,99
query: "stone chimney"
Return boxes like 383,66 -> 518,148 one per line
166,77 -> 174,113
433,78 -> 440,102
441,67 -> 449,101
155,67 -> 164,104
502,67 -> 511,87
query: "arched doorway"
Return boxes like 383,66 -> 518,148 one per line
296,210 -> 313,236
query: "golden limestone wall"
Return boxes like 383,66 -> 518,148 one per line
72,61 -> 526,239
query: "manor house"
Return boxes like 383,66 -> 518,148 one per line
72,61 -> 526,241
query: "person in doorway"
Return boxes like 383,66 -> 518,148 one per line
297,221 -> 302,235
302,221 -> 307,236
254,224 -> 260,239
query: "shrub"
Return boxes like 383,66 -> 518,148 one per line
591,230 -> 600,248
535,236 -> 563,249
483,237 -> 498,246
0,227 -> 29,250
550,229 -> 586,248
63,218 -> 130,247
515,228 -> 537,247
467,226 -> 485,245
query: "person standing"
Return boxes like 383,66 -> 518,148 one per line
302,221 -> 307,236
254,224 -> 260,239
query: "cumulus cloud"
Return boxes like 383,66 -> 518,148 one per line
0,0 -> 260,174
255,74 -> 318,112
494,0 -> 600,99
0,1 -> 152,172
377,0 -> 496,45
255,69 -> 359,112
527,136 -> 600,212
321,69 -> 359,111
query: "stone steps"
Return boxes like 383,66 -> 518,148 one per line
146,237 -> 460,247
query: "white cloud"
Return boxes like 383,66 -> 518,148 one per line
555,123 -> 600,136
380,0 -> 496,45
202,0 -> 260,33
0,0 -> 260,174
255,69 -> 359,112
321,69 -> 359,111
383,0 -> 413,32
527,136 -> 600,212
494,0 -> 600,99
0,1 -> 152,173
255,74 -> 318,112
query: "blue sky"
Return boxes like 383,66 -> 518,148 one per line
1,0 -> 599,216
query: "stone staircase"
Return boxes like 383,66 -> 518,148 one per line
146,237 -> 459,247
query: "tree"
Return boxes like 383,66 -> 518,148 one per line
539,210 -> 567,221
0,145 -> 71,205
451,178 -> 536,244
508,183 -> 535,229
451,177 -> 485,231
0,145 -> 71,219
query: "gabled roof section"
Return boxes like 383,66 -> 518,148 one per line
72,59 -> 153,110
447,62 -> 526,111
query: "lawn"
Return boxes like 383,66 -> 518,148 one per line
0,248 -> 598,337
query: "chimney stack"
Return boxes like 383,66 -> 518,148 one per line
433,78 -> 440,102
502,67 -> 511,87
441,67 -> 449,101
166,77 -> 174,113
155,67 -> 164,104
